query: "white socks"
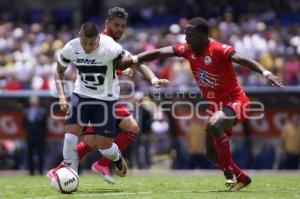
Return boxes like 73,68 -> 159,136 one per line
99,143 -> 120,162
63,133 -> 79,172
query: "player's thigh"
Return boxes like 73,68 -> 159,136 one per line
118,115 -> 140,135
225,99 -> 250,125
65,124 -> 82,137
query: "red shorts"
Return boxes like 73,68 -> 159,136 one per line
207,97 -> 250,135
82,103 -> 131,134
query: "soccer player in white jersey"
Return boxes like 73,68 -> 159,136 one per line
48,7 -> 170,185
80,7 -> 169,183
52,22 -> 128,186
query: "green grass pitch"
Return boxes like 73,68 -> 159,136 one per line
0,171 -> 299,199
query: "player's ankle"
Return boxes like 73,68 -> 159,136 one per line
236,172 -> 247,182
224,171 -> 235,180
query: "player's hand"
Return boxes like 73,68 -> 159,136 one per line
266,74 -> 284,87
153,79 -> 170,88
122,68 -> 133,77
59,97 -> 69,112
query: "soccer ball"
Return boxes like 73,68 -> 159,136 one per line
52,167 -> 79,193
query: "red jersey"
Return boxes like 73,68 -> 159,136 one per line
173,40 -> 248,102
100,30 -> 110,37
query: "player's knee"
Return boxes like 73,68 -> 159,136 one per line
207,120 -> 224,137
64,133 -> 78,145
65,125 -> 82,137
99,142 -> 113,150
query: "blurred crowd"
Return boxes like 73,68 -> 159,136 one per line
0,0 -> 299,90
0,0 -> 299,173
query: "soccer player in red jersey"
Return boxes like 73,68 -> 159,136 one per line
117,17 -> 284,191
48,7 -> 169,184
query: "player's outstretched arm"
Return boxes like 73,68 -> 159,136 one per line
230,52 -> 284,87
134,64 -> 170,88
116,49 -> 170,88
115,46 -> 175,70
54,63 -> 69,112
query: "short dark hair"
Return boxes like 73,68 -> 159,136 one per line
80,21 -> 99,38
187,17 -> 209,35
106,7 -> 128,20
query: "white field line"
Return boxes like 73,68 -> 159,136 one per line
23,191 -> 152,199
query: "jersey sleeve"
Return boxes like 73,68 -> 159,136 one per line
109,40 -> 125,61
58,44 -> 73,68
220,44 -> 235,61
172,43 -> 189,58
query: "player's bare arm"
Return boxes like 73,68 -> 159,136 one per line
230,52 -> 284,87
54,63 -> 69,112
135,64 -> 170,88
115,46 -> 176,70
115,50 -> 171,87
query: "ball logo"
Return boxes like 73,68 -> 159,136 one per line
64,177 -> 76,187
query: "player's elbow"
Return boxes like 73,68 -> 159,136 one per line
131,123 -> 140,134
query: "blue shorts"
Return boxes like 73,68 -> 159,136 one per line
65,93 -> 117,138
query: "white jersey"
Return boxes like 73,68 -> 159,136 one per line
58,35 -> 123,100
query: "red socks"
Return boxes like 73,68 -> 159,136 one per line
231,160 -> 247,182
96,131 -> 137,166
114,131 -> 137,152
76,141 -> 93,160
55,131 -> 137,170
213,133 -> 247,182
213,133 -> 233,173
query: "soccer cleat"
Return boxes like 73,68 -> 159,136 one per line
47,162 -> 65,185
224,172 -> 237,191
47,169 -> 55,180
114,155 -> 127,177
91,162 -> 116,185
46,169 -> 58,187
230,175 -> 252,192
